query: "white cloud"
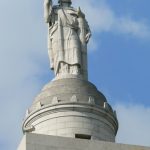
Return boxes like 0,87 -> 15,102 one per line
0,0 -> 51,150
75,0 -> 150,39
74,0 -> 115,32
117,17 -> 150,39
115,103 -> 150,147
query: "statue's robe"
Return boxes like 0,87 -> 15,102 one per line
48,7 -> 81,75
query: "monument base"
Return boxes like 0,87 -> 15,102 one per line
23,78 -> 118,142
18,133 -> 150,150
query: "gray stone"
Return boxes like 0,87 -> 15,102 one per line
23,102 -> 117,142
44,0 -> 91,79
30,78 -> 108,113
22,78 -> 118,142
18,133 -> 150,150
21,0 -> 118,145
70,95 -> 78,102
52,97 -> 59,104
88,96 -> 95,104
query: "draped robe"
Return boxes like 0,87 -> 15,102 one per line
48,7 -> 81,75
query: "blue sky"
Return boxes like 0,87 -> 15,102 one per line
0,0 -> 150,150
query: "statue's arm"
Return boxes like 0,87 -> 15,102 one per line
44,0 -> 52,23
77,7 -> 91,43
85,20 -> 91,43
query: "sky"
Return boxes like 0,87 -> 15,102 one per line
0,0 -> 150,150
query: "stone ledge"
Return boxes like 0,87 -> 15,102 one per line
18,133 -> 150,150
23,103 -> 118,135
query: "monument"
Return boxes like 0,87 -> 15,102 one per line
18,0 -> 150,150
44,0 -> 91,80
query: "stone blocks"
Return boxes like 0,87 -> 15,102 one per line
18,133 -> 150,150
23,78 -> 118,142
23,103 -> 117,142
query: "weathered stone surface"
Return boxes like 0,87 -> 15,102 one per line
44,0 -> 91,79
23,78 -> 118,142
23,104 -> 117,141
21,0 -> 118,144
30,78 -> 107,113
18,133 -> 150,150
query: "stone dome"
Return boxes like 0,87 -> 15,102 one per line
23,78 -> 118,142
30,78 -> 107,112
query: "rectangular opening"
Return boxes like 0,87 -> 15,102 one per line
75,134 -> 91,140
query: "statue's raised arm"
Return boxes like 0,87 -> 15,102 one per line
44,0 -> 52,23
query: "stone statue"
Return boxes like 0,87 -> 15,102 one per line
44,0 -> 91,79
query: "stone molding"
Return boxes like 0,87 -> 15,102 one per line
18,133 -> 150,150
23,102 -> 118,141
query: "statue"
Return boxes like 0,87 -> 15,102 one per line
44,0 -> 91,79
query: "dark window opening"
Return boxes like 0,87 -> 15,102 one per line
75,134 -> 91,140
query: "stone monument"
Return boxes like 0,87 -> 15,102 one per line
18,0 -> 150,150
44,0 -> 91,80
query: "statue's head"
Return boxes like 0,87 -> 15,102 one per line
58,0 -> 72,5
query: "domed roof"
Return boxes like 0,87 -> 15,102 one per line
23,78 -> 118,142
29,78 -> 107,114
